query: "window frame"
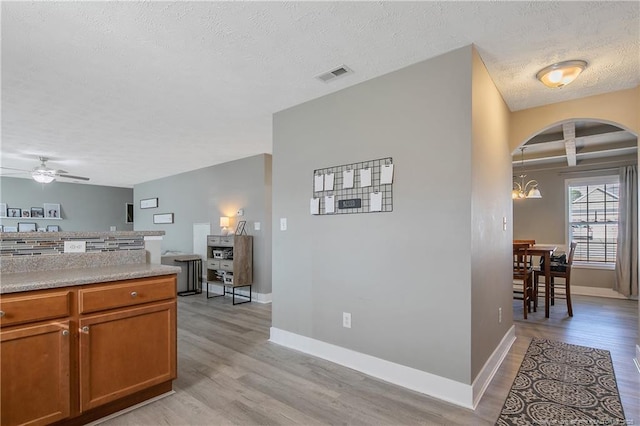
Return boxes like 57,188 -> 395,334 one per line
565,174 -> 619,268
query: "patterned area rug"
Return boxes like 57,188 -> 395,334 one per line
497,338 -> 626,425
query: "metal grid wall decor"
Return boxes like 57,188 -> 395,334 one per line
312,157 -> 393,215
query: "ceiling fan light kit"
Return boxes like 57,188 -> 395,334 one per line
536,60 -> 587,88
0,156 -> 90,184
32,170 -> 56,183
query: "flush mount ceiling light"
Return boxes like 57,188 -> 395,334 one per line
536,60 -> 587,88
512,147 -> 542,199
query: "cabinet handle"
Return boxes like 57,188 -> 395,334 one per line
62,329 -> 70,336
81,326 -> 89,334
0,310 -> 4,318
131,291 -> 138,298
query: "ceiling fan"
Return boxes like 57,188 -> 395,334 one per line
0,157 -> 90,183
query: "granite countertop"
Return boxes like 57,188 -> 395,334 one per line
0,263 -> 182,294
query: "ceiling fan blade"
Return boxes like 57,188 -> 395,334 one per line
54,169 -> 69,174
58,174 -> 90,181
0,166 -> 30,172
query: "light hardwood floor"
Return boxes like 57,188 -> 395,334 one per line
102,294 -> 639,425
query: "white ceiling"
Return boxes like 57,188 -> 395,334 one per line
2,1 -> 639,188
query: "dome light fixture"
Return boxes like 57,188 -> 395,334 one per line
536,60 -> 587,88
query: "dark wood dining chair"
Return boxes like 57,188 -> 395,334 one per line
534,241 -> 578,317
513,243 -> 534,319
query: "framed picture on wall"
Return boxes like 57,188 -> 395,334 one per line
4,226 -> 17,232
44,203 -> 61,219
18,222 -> 37,232
22,210 -> 31,218
7,207 -> 21,218
31,207 -> 45,218
140,198 -> 158,209
126,203 -> 134,223
153,213 -> 173,224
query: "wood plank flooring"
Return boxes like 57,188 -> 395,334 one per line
101,294 -> 639,425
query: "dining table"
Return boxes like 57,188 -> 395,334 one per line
525,244 -> 557,318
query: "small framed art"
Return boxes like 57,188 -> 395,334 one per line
140,198 -> 158,209
18,222 -> 37,232
47,225 -> 60,232
44,203 -> 61,219
153,213 -> 173,224
7,208 -> 21,218
31,207 -> 45,218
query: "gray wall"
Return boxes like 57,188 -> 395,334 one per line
0,177 -> 133,232
513,155 -> 637,290
133,154 -> 272,295
272,45 -> 509,385
470,49 -> 513,379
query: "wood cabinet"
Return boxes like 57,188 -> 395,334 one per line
0,274 -> 177,426
206,235 -> 253,303
1,321 -> 71,426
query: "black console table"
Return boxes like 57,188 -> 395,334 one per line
174,255 -> 202,296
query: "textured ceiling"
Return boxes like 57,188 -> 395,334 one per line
2,1 -> 638,188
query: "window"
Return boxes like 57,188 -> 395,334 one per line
567,176 -> 619,265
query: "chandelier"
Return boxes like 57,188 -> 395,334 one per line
512,147 -> 542,199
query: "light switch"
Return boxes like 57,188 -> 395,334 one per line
503,217 -> 507,231
280,218 -> 287,231
254,222 -> 261,231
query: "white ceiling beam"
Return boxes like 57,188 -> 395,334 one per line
565,138 -> 577,166
562,122 -> 577,166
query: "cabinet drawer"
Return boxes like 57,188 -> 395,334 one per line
207,259 -> 220,270
0,290 -> 72,327
78,275 -> 176,314
219,236 -> 234,247
219,260 -> 234,271
207,236 -> 220,246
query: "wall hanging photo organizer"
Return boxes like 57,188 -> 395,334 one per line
311,157 -> 393,215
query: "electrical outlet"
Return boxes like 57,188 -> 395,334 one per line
499,307 -> 502,323
343,312 -> 351,328
64,241 -> 86,253
280,218 -> 287,231
254,222 -> 261,231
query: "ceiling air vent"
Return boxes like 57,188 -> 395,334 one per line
315,65 -> 353,83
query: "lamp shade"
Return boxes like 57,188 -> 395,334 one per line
219,217 -> 230,227
536,60 -> 587,88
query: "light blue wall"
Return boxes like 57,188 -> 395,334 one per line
0,177 -> 133,232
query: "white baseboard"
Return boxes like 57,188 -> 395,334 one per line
471,326 -> 516,408
635,345 -> 640,374
206,282 -> 272,303
269,327 -> 475,409
570,286 -> 628,299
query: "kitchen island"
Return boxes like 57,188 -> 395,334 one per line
0,231 -> 181,426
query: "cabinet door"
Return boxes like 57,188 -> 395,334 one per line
79,301 -> 176,411
1,321 -> 71,426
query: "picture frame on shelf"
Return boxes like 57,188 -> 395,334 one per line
0,225 -> 3,232
31,207 -> 45,218
22,210 -> 31,218
44,203 -> 61,219
46,225 -> 60,232
7,207 -> 21,218
235,220 -> 246,235
0,203 -> 6,217
140,198 -> 158,209
153,213 -> 173,224
126,203 -> 134,223
17,222 -> 37,232
4,226 -> 17,232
